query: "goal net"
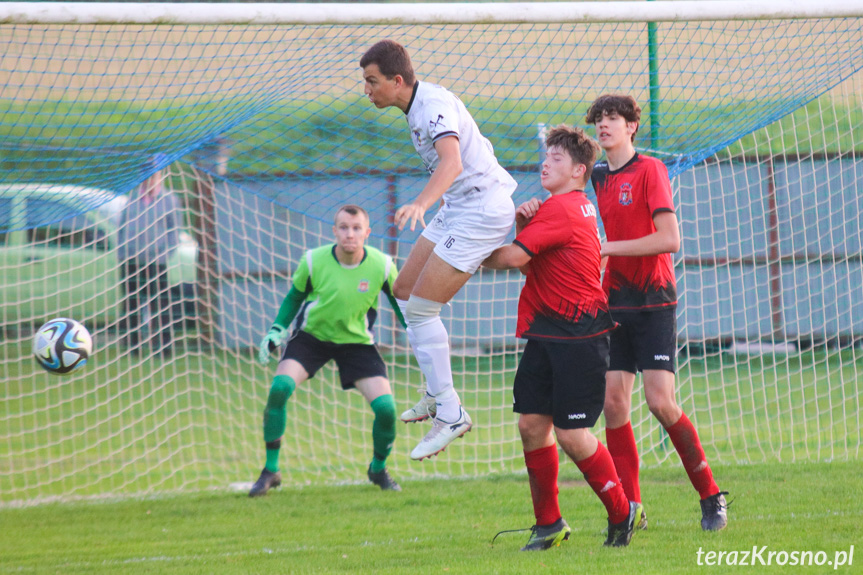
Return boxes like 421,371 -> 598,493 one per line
1,2 -> 861,504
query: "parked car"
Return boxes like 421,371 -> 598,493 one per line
0,183 -> 197,327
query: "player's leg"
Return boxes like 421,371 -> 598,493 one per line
643,369 -> 726,530
396,233 -> 471,424
557,427 -> 641,547
153,262 -> 173,355
392,235 -> 435,302
512,340 -> 570,551
354,376 -> 400,491
141,262 -> 161,351
393,236 -> 438,423
604,313 -> 644,512
407,254 -> 471,422
638,307 -> 726,530
407,197 -> 514,459
250,332 -> 326,497
334,341 -> 401,491
550,337 -> 641,547
119,260 -> 140,350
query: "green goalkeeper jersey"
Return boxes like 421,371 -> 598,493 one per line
287,244 -> 399,345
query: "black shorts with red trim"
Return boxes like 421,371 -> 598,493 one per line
513,335 -> 610,429
608,305 -> 677,374
281,330 -> 387,389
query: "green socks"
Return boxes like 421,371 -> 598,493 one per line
261,379 -> 394,476
262,374 -> 296,472
369,394 -> 396,473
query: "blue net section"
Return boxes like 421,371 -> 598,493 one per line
1,19 -> 861,231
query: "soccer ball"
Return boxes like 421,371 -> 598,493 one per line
33,318 -> 93,375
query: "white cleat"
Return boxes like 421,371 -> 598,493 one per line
400,392 -> 437,423
410,407 -> 472,460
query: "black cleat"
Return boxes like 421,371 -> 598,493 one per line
700,491 -> 729,531
520,518 -> 572,551
604,502 -> 644,547
367,465 -> 402,491
638,506 -> 648,530
248,468 -> 282,497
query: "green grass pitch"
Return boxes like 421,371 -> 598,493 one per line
2,342 -> 862,573
1,462 -> 860,574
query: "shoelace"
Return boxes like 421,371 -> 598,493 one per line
491,526 -> 533,546
707,491 -> 732,512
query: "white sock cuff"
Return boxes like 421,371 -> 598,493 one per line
404,295 -> 443,326
395,298 -> 409,317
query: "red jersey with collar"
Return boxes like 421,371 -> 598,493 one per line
591,153 -> 677,310
512,190 -> 616,342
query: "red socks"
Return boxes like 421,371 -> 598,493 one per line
605,421 -> 641,503
523,444 -> 561,526
666,412 -> 720,499
576,442 -> 630,525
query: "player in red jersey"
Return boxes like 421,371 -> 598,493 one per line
484,125 -> 642,550
586,94 -> 728,531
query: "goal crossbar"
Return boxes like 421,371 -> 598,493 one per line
1,1 -> 862,25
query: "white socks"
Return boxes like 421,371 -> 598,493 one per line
401,296 -> 462,422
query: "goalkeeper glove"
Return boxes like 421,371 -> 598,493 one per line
258,324 -> 289,365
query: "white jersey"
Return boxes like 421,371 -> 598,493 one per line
405,81 -> 517,208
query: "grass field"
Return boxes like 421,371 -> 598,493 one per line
1,461 -> 861,574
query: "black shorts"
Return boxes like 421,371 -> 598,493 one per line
281,330 -> 387,389
608,306 -> 677,374
513,336 -> 610,430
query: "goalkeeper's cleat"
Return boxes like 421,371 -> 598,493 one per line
700,491 -> 729,531
409,407 -> 472,460
400,391 -> 437,423
520,518 -> 572,551
367,465 -> 402,491
604,501 -> 643,547
248,467 -> 282,497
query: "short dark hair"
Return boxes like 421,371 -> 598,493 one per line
545,124 -> 601,182
334,204 -> 369,225
359,39 -> 416,86
585,94 -> 642,142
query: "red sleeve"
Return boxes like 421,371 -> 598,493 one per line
513,198 -> 570,257
645,159 -> 675,216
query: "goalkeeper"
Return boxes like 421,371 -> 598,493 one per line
249,204 -> 406,496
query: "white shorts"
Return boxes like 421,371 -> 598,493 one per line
421,191 -> 515,274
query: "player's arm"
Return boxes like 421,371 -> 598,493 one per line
257,285 -> 308,365
381,260 -> 407,329
258,255 -> 312,364
600,211 -> 680,257
394,135 -> 462,231
482,242 -> 532,270
384,291 -> 407,329
272,285 -> 308,329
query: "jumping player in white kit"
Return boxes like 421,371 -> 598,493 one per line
360,39 -> 517,460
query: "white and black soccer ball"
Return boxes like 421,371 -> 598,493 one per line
33,318 -> 93,375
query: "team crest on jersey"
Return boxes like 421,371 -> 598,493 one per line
412,129 -> 422,147
619,183 -> 633,206
428,114 -> 445,137
357,280 -> 369,293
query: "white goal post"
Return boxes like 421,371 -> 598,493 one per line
1,1 -> 861,505
1,0 -> 863,24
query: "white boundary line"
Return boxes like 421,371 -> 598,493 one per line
0,1 -> 862,25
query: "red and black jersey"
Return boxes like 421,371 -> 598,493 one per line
513,191 -> 616,343
591,153 -> 677,310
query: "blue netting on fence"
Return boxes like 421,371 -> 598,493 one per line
1,19 -> 861,230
